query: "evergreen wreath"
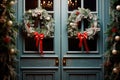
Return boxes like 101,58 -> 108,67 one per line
67,8 -> 100,39
23,7 -> 54,37
23,7 -> 54,54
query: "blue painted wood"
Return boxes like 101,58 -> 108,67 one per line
60,0 -> 109,80
22,70 -> 56,80
16,0 -> 110,80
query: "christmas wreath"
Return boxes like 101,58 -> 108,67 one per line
67,8 -> 100,52
23,7 -> 54,54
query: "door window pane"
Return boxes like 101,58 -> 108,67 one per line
24,0 -> 54,52
25,37 -> 54,51
85,38 -> 97,51
68,0 -> 81,11
25,0 -> 54,11
68,37 -> 97,51
68,0 -> 97,11
25,0 -> 38,11
68,0 -> 98,52
68,19 -> 98,51
84,0 -> 96,11
68,38 -> 82,51
41,0 -> 53,11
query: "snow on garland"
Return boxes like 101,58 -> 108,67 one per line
67,8 -> 100,52
23,7 -> 54,54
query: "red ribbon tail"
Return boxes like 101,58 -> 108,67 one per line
79,37 -> 83,48
35,38 -> 39,47
34,32 -> 39,47
83,38 -> 89,53
39,39 -> 43,55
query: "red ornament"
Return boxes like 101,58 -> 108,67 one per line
3,36 -> 11,43
111,27 -> 117,33
76,11 -> 80,15
104,61 -> 111,67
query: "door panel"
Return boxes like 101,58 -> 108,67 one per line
18,0 -> 60,80
61,0 -> 103,80
63,69 -> 101,80
17,0 -> 107,80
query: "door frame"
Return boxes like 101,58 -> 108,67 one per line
15,0 -> 110,80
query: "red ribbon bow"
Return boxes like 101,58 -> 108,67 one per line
77,32 -> 89,53
34,32 -> 44,55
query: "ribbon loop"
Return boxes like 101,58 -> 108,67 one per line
77,32 -> 89,53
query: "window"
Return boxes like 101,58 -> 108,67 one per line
24,0 -> 54,52
68,0 -> 98,52
68,0 -> 97,11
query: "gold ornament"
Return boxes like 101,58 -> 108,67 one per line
46,17 -> 51,21
27,10 -> 32,13
113,67 -> 119,73
7,20 -> 13,26
112,49 -> 117,55
27,33 -> 31,37
10,48 -> 15,54
116,5 -> 120,11
115,36 -> 120,41
70,23 -> 77,29
9,1 -> 15,6
70,22 -> 77,26
70,23 -> 74,26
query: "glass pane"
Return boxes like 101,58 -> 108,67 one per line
68,38 -> 82,51
43,38 -> 54,51
68,0 -> 81,11
84,0 -> 96,11
68,19 -> 97,51
25,37 -> 54,51
77,21 -> 82,30
68,37 -> 97,51
41,0 -> 53,11
83,19 -> 97,51
25,0 -> 38,11
85,38 -> 97,51
83,19 -> 90,30
25,37 -> 38,51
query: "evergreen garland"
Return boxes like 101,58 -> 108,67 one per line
0,0 -> 18,80
104,0 -> 120,80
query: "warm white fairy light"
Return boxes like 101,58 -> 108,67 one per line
40,0 -> 53,8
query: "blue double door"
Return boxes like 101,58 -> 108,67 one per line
18,0 -> 109,80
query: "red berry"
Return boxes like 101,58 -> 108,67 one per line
76,11 -> 80,15
3,36 -> 11,43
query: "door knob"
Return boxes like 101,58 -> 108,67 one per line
63,58 -> 66,66
55,58 -> 59,66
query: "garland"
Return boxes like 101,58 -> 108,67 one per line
0,0 -> 18,79
104,0 -> 120,80
67,8 -> 100,52
23,7 -> 54,54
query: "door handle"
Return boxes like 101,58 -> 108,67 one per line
55,58 -> 59,66
63,58 -> 66,66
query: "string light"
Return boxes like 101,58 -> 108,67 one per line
41,0 -> 53,9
